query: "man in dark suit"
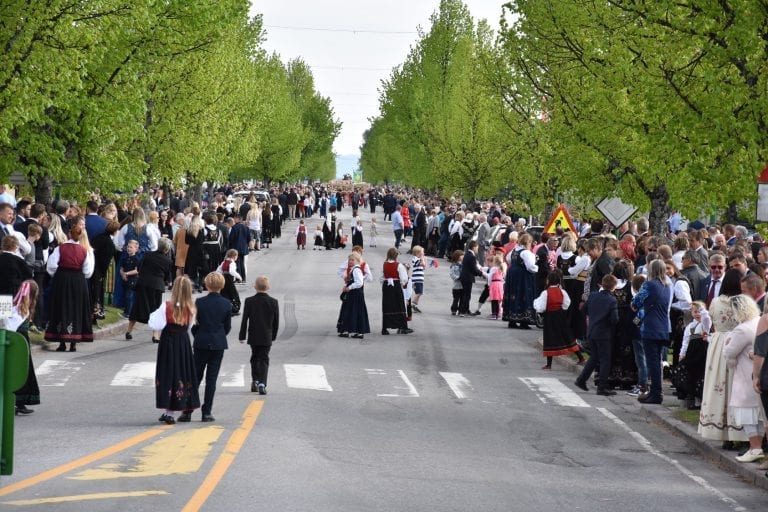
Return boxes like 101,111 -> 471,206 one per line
185,272 -> 232,422
84,200 -> 107,243
741,273 -> 766,311
697,253 -> 725,307
239,276 -> 280,395
575,274 -> 619,396
459,240 -> 485,316
228,214 -> 250,281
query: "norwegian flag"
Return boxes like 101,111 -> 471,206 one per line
429,259 -> 439,268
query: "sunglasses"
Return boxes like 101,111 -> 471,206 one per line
710,265 -> 724,269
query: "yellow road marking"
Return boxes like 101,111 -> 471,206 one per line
0,427 -> 171,498
182,400 -> 264,512
2,490 -> 170,505
71,426 -> 224,480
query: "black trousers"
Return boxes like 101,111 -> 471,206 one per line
194,348 -> 224,415
451,289 -> 462,313
250,345 -> 271,386
577,337 -> 613,390
459,279 -> 473,314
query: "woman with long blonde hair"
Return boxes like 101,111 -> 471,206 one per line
150,276 -> 200,424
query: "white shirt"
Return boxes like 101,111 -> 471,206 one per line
46,240 -> 94,278
338,259 -> 374,282
533,286 -> 571,313
1,222 -> 31,257
145,223 -> 161,252
346,266 -> 365,290
670,278 -> 692,310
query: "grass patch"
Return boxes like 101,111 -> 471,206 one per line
672,408 -> 700,427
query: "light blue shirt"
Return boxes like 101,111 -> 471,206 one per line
0,191 -> 16,207
391,210 -> 403,231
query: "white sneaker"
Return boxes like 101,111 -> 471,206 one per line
735,448 -> 764,463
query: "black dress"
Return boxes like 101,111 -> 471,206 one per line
557,253 -> 586,341
130,251 -> 171,324
45,243 -> 93,343
15,322 -> 40,407
381,262 -> 408,330
504,248 -> 537,326
336,267 -> 370,335
155,303 -> 200,411
608,282 -> 639,389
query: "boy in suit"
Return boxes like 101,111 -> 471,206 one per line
239,275 -> 280,395
185,272 -> 232,422
575,274 -> 619,396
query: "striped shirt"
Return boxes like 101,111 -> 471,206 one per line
411,256 -> 425,283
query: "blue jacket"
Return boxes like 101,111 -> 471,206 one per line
585,290 -> 618,340
228,222 -> 250,256
193,293 -> 232,350
631,279 -> 672,340
85,213 -> 108,243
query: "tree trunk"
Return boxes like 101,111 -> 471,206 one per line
726,201 -> 738,223
34,175 -> 53,207
647,183 -> 670,236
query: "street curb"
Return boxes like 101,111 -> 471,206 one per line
31,319 -> 130,352
531,337 -> 768,491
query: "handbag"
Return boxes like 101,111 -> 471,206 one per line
340,291 -> 348,302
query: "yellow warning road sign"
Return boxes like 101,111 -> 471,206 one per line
543,204 -> 576,234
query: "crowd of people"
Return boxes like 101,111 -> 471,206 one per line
2,182 -> 768,475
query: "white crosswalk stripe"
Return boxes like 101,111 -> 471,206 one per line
518,377 -> 590,408
36,360 -> 85,387
439,372 -> 473,399
365,368 -> 419,397
111,362 -> 155,386
284,364 -> 333,391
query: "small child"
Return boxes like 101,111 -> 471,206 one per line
120,240 -> 140,318
217,249 -> 242,314
485,254 -> 506,320
676,300 -> 711,409
296,219 -> 307,250
410,246 -> 426,313
369,217 -> 378,247
449,250 -> 464,315
533,270 -> 584,369
313,225 -> 324,250
336,222 -> 346,249
627,274 -> 648,396
575,274 -> 619,395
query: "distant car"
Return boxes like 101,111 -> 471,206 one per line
231,190 -> 270,203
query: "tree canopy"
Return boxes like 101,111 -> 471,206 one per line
0,1 -> 341,202
361,0 -> 768,230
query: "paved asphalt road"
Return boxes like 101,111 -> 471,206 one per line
2,207 -> 767,511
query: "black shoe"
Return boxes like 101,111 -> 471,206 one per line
397,328 -> 413,334
15,405 -> 34,415
251,381 -> 258,393
258,384 -> 267,395
351,333 -> 364,339
471,310 -> 481,316
596,389 -> 617,396
55,343 -> 66,352
508,322 -> 518,329
381,329 -> 389,335
201,414 -> 215,422
177,411 -> 192,422
68,344 -> 76,352
158,414 -> 176,425
338,332 -> 349,338
574,380 -> 589,392
638,395 -> 663,404
412,305 -> 422,313
125,332 -> 133,340
152,337 -> 160,343
519,324 -> 531,330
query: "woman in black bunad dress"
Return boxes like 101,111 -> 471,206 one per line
323,206 -> 337,250
9,280 -> 41,415
557,235 -> 589,343
125,238 -> 172,343
504,233 -> 538,329
45,222 -> 94,352
270,198 -> 282,238
336,252 -> 371,339
150,276 -> 200,424
261,204 -> 273,248
380,247 -> 412,335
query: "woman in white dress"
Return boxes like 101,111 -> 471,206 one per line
722,295 -> 763,462
698,269 -> 749,445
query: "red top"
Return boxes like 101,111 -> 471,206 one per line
58,243 -> 86,270
222,259 -> 231,272
165,301 -> 191,325
545,286 -> 564,312
383,261 -> 400,279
